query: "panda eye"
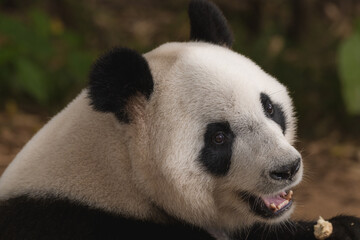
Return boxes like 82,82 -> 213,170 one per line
260,93 -> 287,133
261,94 -> 275,117
265,101 -> 274,116
213,132 -> 226,144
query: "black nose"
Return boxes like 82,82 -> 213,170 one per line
270,158 -> 301,181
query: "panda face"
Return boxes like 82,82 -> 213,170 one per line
79,0 -> 302,229
127,42 -> 302,230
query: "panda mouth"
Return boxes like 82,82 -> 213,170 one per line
239,190 -> 293,219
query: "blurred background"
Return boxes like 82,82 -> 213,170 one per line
0,0 -> 359,221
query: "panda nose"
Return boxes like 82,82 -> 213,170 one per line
270,158 -> 301,181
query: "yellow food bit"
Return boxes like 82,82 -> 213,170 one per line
314,216 -> 333,239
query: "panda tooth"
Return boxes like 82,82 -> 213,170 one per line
270,203 -> 278,211
285,190 -> 293,200
277,200 -> 289,209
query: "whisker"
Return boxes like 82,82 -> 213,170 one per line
268,89 -> 286,96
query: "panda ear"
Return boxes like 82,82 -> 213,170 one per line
188,0 -> 233,48
88,47 -> 154,123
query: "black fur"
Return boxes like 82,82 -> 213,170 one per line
233,216 -> 360,240
1,196 -> 359,240
199,122 -> 235,176
88,47 -> 154,123
0,195 -> 214,240
260,92 -> 287,134
188,0 -> 233,47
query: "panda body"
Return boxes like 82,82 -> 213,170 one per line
1,1 -> 360,239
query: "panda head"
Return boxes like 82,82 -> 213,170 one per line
89,0 -> 302,231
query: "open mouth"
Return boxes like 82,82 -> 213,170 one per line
239,190 -> 294,219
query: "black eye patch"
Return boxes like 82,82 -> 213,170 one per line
260,93 -> 286,134
199,121 -> 235,176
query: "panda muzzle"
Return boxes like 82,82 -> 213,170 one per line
239,190 -> 294,219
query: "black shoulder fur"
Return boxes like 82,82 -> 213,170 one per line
0,195 -> 214,240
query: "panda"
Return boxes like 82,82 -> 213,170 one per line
0,0 -> 359,239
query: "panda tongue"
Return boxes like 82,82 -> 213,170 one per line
261,191 -> 289,210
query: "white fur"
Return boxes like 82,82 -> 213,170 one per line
0,42 -> 302,232
0,91 -> 157,220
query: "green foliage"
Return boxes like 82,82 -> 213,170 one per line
0,9 -> 94,108
0,0 -> 359,137
338,32 -> 360,115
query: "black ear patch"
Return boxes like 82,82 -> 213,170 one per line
188,0 -> 233,47
88,47 -> 154,123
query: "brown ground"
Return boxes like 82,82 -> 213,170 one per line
293,137 -> 360,220
0,111 -> 359,221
